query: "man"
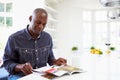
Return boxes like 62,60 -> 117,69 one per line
3,8 -> 67,80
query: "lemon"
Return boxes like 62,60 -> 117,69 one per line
106,50 -> 111,54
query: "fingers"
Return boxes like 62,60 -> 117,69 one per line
55,58 -> 67,66
21,62 -> 33,75
59,58 -> 67,64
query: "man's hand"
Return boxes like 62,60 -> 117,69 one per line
15,62 -> 33,75
53,58 -> 67,66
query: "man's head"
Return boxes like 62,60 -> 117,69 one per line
29,8 -> 48,35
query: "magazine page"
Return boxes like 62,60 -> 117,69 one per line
57,65 -> 83,75
33,65 -> 84,79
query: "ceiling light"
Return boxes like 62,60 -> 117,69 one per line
100,0 -> 120,7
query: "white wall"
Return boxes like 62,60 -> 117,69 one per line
54,0 -> 84,61
13,0 -> 45,30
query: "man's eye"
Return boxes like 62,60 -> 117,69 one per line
37,22 -> 41,24
36,21 -> 41,24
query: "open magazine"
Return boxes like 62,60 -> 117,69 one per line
33,65 -> 85,79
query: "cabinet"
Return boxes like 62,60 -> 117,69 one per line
44,5 -> 58,49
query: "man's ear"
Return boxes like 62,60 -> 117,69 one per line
29,16 -> 32,22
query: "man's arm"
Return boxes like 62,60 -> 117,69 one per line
3,36 -> 33,75
3,36 -> 18,74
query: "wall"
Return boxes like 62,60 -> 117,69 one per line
13,0 -> 45,30
54,0 -> 84,63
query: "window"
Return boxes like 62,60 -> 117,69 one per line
82,9 -> 120,50
0,2 -> 13,27
0,1 -> 13,51
82,9 -> 120,80
6,3 -> 12,12
0,16 -> 4,26
82,10 -> 92,49
6,17 -> 12,26
0,3 -> 4,12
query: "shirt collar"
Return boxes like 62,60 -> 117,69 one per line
25,25 -> 41,40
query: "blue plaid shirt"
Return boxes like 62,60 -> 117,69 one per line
3,26 -> 55,75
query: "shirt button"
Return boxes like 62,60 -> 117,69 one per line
35,49 -> 37,52
25,50 -> 27,52
36,58 -> 39,60
35,41 -> 37,43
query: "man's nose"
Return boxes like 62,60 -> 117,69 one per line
38,24 -> 44,29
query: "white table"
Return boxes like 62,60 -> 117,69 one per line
18,72 -> 89,80
18,69 -> 120,80
18,66 -> 88,80
18,52 -> 120,80
18,60 -> 120,80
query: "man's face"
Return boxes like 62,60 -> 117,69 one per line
30,13 -> 47,34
